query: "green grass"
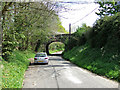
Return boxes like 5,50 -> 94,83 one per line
2,50 -> 35,88
0,60 -> 2,90
63,45 -> 120,82
49,48 -> 64,54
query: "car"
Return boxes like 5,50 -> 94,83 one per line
34,52 -> 49,64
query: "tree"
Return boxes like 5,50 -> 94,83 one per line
1,2 -> 65,59
96,0 -> 120,17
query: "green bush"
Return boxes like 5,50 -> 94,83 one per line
65,23 -> 91,50
89,12 -> 120,48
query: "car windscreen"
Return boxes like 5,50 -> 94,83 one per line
35,54 -> 46,57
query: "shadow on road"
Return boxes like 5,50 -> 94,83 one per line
29,55 -> 74,68
29,63 -> 48,65
48,54 -> 62,56
49,58 -> 63,61
29,63 -> 74,67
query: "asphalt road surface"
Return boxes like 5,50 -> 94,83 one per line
23,55 -> 119,88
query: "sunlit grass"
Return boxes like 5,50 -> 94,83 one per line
0,60 -> 2,90
2,50 -> 35,88
63,44 -> 120,82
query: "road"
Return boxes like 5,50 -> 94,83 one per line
23,55 -> 119,88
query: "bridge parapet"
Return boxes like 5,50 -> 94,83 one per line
48,34 -> 74,43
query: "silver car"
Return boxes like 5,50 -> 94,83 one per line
34,52 -> 49,64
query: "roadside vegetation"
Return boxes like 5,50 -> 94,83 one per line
63,44 -> 120,82
49,42 -> 65,54
2,50 -> 35,88
2,2 -> 66,59
1,2 -> 66,88
63,4 -> 120,82
0,59 -> 2,90
1,1 -> 120,88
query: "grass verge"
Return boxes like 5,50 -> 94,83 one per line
63,45 -> 120,82
0,59 -> 2,90
2,50 -> 35,88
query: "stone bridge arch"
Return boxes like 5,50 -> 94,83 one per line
46,41 -> 65,55
46,34 -> 73,55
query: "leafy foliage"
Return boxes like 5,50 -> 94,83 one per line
65,23 -> 91,50
89,12 -> 120,48
1,2 -> 65,59
49,42 -> 65,54
65,12 -> 120,51
96,1 -> 120,17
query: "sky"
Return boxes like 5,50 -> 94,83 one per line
57,0 -> 100,32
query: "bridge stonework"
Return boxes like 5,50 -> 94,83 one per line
46,34 -> 73,55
